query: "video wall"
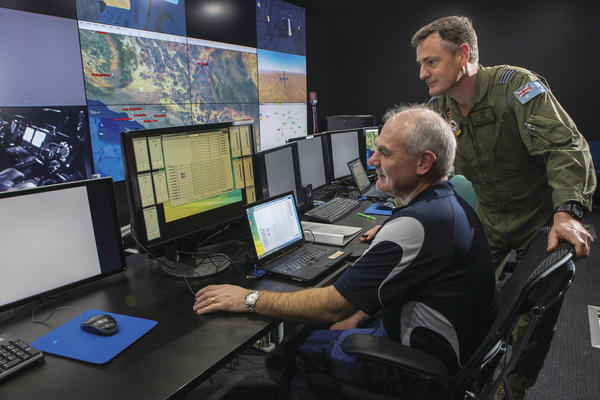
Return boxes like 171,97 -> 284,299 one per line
0,0 -> 306,189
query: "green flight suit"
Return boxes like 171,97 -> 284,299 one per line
428,64 -> 596,392
429,65 -> 595,257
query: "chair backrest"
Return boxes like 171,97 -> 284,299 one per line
446,227 -> 575,399
450,174 -> 477,210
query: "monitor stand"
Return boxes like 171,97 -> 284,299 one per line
161,241 -> 237,279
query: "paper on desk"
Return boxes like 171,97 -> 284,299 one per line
301,221 -> 363,246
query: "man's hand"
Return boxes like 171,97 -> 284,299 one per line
193,284 -> 249,315
548,212 -> 593,259
359,224 -> 381,243
329,310 -> 369,330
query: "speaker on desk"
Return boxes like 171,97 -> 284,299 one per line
301,184 -> 313,212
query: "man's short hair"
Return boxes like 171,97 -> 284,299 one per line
384,104 -> 456,180
411,16 -> 479,65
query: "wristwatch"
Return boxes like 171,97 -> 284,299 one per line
244,290 -> 260,312
554,202 -> 584,221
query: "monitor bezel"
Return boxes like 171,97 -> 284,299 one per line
120,122 -> 252,253
253,143 -> 304,209
360,125 -> 381,171
0,177 -> 126,312
322,128 -> 363,182
244,190 -> 303,264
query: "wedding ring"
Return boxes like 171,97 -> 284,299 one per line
210,296 -> 215,303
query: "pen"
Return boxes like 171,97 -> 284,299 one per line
356,212 -> 376,220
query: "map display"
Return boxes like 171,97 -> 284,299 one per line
258,49 -> 306,103
88,102 -> 192,180
76,0 -> 186,36
188,40 -> 258,104
259,102 -> 306,150
79,22 -> 190,106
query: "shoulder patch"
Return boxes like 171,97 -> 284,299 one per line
498,68 -> 517,84
513,80 -> 548,104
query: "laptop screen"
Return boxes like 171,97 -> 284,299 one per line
347,158 -> 371,193
246,193 -> 303,260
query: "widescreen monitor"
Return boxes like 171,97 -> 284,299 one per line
121,122 -> 256,255
256,0 -> 306,56
294,135 -> 327,190
257,49 -> 306,103
0,106 -> 93,192
0,177 -> 126,312
185,0 -> 257,47
76,0 -> 187,36
254,143 -> 302,206
0,7 -> 87,107
259,102 -> 307,150
327,129 -> 361,180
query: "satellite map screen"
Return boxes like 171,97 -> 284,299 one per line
188,38 -> 258,104
79,21 -> 191,106
88,103 -> 192,181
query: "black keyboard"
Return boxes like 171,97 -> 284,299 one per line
303,197 -> 361,223
0,332 -> 44,381
272,246 -> 333,274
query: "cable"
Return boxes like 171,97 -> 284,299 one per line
302,228 -> 316,244
129,221 -> 197,298
32,305 -> 84,324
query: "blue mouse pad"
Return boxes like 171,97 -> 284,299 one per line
364,203 -> 393,216
31,309 -> 157,364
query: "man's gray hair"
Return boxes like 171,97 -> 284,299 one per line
384,104 -> 455,180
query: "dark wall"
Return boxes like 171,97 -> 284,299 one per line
307,0 -> 599,140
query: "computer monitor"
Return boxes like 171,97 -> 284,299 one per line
0,177 -> 126,312
294,135 -> 327,190
120,122 -> 256,276
325,129 -> 361,181
362,126 -> 380,170
0,106 -> 93,192
254,144 -> 303,207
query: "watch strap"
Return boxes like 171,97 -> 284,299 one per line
554,202 -> 583,220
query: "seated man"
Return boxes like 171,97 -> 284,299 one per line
193,104 -> 497,398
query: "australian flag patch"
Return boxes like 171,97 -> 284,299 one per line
514,80 -> 548,104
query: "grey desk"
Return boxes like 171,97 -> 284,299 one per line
0,200 -> 387,399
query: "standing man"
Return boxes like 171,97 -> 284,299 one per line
193,105 -> 497,398
410,15 -> 596,399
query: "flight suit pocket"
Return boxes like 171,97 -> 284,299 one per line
524,114 -> 573,147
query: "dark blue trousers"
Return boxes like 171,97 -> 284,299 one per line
282,320 -> 420,399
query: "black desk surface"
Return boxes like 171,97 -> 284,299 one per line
0,200 -> 387,399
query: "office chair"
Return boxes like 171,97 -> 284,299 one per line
450,174 -> 477,210
305,227 -> 575,400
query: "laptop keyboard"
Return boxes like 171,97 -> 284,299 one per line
0,332 -> 44,381
303,197 -> 361,223
271,246 -> 334,274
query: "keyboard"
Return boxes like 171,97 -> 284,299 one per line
0,332 -> 44,381
303,197 -> 361,223
272,246 -> 333,274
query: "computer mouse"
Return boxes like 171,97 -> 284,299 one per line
80,314 -> 119,336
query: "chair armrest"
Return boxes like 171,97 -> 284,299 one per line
342,333 -> 447,378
